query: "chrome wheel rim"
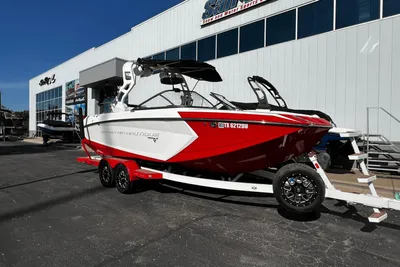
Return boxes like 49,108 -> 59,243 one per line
117,169 -> 128,189
101,166 -> 111,183
281,173 -> 317,207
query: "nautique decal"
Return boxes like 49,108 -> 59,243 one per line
101,129 -> 160,142
201,0 -> 271,26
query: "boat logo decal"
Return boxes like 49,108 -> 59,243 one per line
148,136 -> 159,143
217,122 -> 249,129
101,129 -> 160,142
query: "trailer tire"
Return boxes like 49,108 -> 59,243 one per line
98,160 -> 115,188
115,163 -> 137,194
273,163 -> 325,214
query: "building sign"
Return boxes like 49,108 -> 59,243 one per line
39,74 -> 56,86
65,79 -> 87,119
201,0 -> 270,26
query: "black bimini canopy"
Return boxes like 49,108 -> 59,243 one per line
136,58 -> 223,82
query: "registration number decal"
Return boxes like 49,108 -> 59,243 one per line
218,122 -> 249,129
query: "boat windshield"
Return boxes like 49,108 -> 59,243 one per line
209,92 -> 241,111
138,89 -> 214,109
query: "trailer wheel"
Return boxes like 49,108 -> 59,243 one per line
115,163 -> 136,194
98,160 -> 115,188
273,163 -> 325,214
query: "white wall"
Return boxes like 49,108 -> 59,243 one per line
129,9 -> 400,141
29,0 -> 400,141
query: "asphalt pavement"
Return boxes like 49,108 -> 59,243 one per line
0,141 -> 400,267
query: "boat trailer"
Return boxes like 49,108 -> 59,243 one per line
76,109 -> 400,223
77,137 -> 400,224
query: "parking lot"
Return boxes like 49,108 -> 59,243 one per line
0,141 -> 400,267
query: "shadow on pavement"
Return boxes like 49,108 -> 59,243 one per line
0,185 -> 107,224
154,181 -> 400,232
0,141 -> 78,156
0,169 -> 97,190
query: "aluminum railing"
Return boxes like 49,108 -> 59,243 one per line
366,107 -> 400,168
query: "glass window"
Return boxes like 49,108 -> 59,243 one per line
217,28 -> 238,58
298,0 -> 333,39
166,48 -> 180,60
50,89 -> 54,99
336,0 -> 380,29
266,10 -> 296,46
57,87 -> 61,97
240,20 -> 265,53
36,94 -> 39,103
152,52 -> 165,60
197,35 -> 216,62
181,42 -> 197,60
383,0 -> 400,17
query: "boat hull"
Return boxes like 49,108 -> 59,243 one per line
37,123 -> 76,137
83,108 -> 332,175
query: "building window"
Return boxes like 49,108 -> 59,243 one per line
152,52 -> 165,60
383,0 -> 400,17
166,47 -> 180,60
336,0 -> 380,29
217,28 -> 238,59
181,42 -> 196,60
266,10 -> 296,46
298,0 -> 333,39
197,35 -> 216,62
239,20 -> 265,53
35,86 -> 63,137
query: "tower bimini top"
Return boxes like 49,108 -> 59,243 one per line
111,58 -> 223,112
135,58 -> 223,82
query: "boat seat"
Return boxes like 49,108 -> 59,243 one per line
230,101 -> 333,123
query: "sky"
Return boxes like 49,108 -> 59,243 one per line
0,0 -> 183,111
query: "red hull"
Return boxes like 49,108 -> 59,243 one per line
83,111 -> 331,175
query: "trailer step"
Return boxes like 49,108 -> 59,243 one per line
357,175 -> 377,183
340,132 -> 361,138
133,169 -> 163,180
368,210 -> 388,223
349,153 -> 368,160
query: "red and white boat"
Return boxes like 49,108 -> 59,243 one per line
81,58 -> 332,176
77,58 -> 400,223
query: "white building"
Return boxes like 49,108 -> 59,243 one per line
29,0 -> 400,140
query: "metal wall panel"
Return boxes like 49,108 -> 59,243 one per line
308,37 -> 318,110
325,32 -> 337,122
130,0 -> 315,58
391,17 -> 400,140
366,22 -> 381,137
378,19 -> 393,139
335,29 -> 347,127
316,34 -> 327,113
29,0 -> 400,141
355,24 -> 369,132
345,27 -> 358,129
